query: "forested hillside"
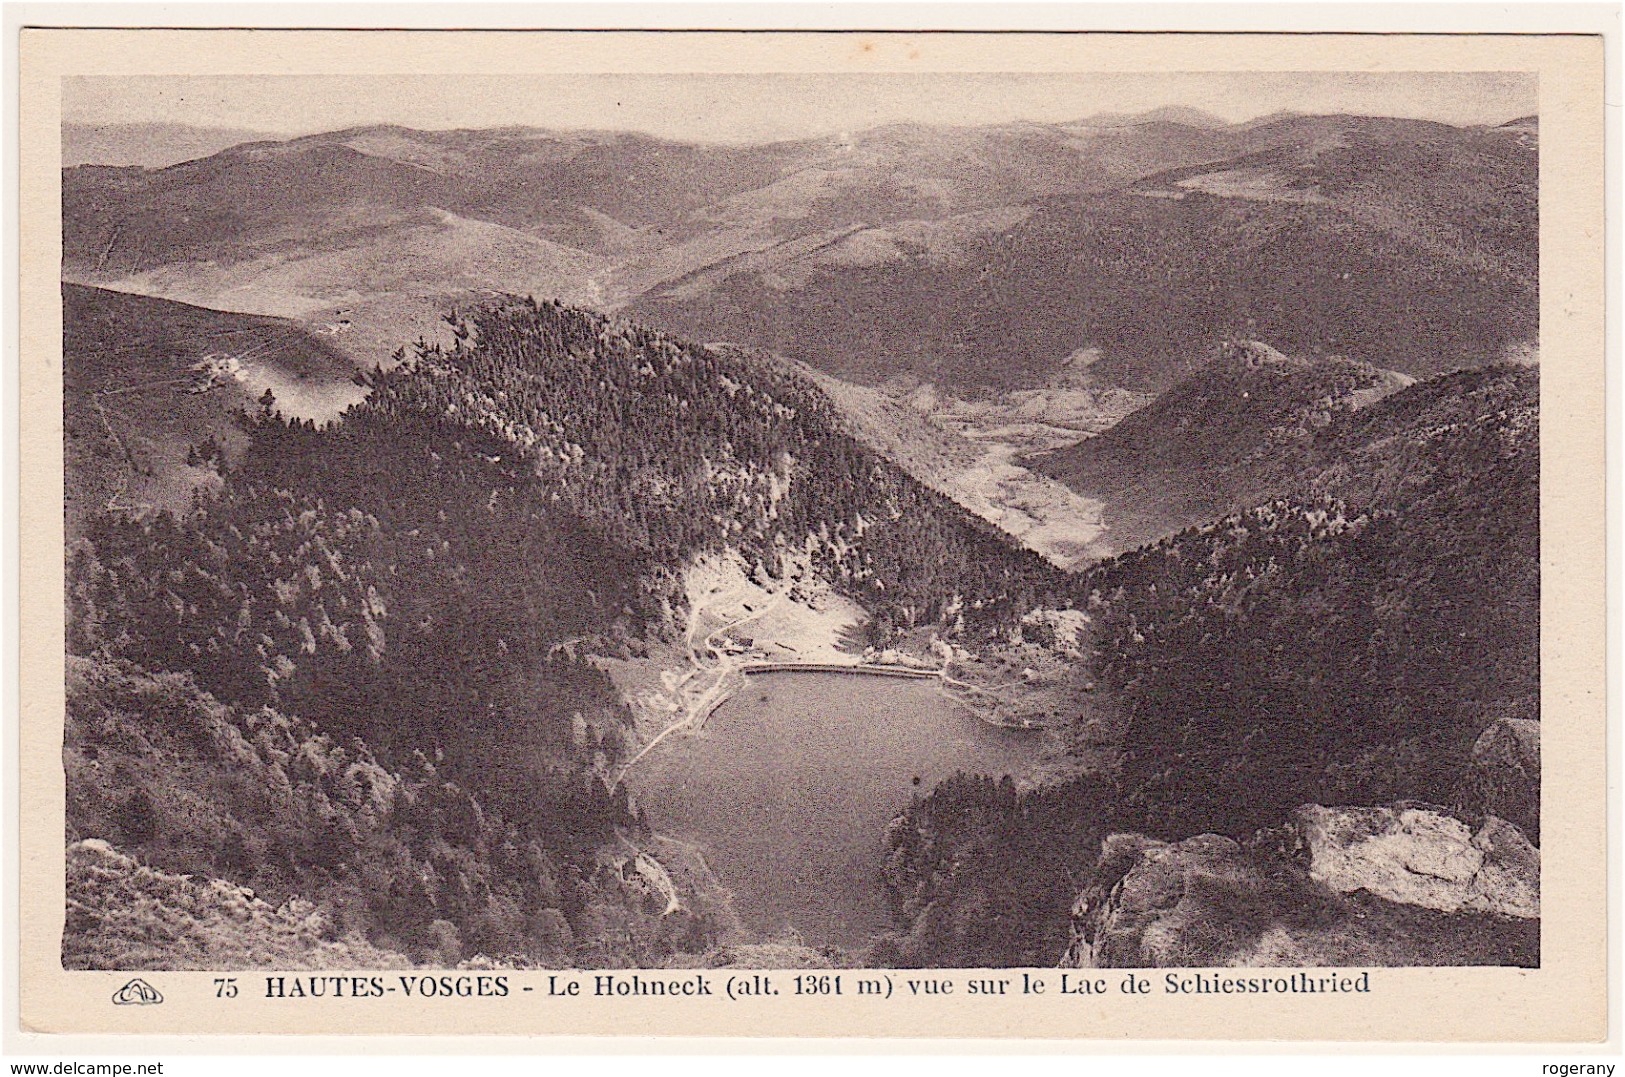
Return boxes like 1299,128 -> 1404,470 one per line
64,657 -> 651,968
877,773 -> 1112,967
65,296 -> 1073,967
1033,340 -> 1414,552
1094,368 -> 1538,839
634,116 -> 1535,390
883,364 -> 1539,965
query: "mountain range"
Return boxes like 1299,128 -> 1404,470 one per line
59,105 -> 1541,970
63,110 -> 1537,391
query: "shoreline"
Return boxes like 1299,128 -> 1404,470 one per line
613,557 -> 1058,792
617,662 -> 958,787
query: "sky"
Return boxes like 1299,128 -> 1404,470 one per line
64,72 -> 1536,144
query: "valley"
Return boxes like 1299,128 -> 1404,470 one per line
802,358 -> 1146,566
887,377 -> 1147,566
59,101 -> 1542,971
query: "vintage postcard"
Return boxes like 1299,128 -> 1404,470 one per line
10,12 -> 1611,1046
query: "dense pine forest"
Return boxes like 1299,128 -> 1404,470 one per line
59,103 -> 1543,975
65,297 -> 1075,966
884,363 -> 1539,965
877,773 -> 1113,968
1091,364 -> 1539,838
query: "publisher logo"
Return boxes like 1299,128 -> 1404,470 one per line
111,978 -> 163,1006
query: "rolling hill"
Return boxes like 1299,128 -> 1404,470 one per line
61,111 -> 1532,391
61,117 -> 1260,280
1031,339 -> 1416,554
632,115 -> 1536,391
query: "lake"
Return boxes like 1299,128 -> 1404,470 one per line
628,671 -> 1040,950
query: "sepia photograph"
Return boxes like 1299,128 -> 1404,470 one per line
11,19 -> 1609,1045
52,64 -> 1545,973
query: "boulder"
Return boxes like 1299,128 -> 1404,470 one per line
1065,804 -> 1540,969
1468,718 -> 1540,840
1291,804 -> 1538,919
1472,718 -> 1540,772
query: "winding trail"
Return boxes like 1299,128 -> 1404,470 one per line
612,587 -> 790,788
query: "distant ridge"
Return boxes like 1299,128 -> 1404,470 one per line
62,122 -> 281,168
1072,106 -> 1229,129
64,110 -> 1537,394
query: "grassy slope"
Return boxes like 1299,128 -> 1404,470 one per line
63,115 -> 1532,396
63,283 -> 363,534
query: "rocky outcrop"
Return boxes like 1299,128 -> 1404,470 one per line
1473,717 -> 1540,772
1065,804 -> 1539,969
1065,832 -> 1307,968
64,839 -> 411,971
1467,717 -> 1541,841
1291,805 -> 1538,919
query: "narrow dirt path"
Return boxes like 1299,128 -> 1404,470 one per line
612,587 -> 789,788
